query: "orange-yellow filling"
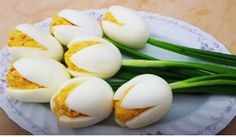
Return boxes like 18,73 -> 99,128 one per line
64,41 -> 101,72
53,82 -> 87,118
102,12 -> 124,26
50,15 -> 74,34
114,85 -> 147,123
6,66 -> 43,89
8,30 -> 47,50
114,101 -> 148,123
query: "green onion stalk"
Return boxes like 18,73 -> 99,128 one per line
106,37 -> 215,81
105,37 -> 236,94
109,60 -> 236,92
105,37 -> 157,60
147,37 -> 236,66
108,74 -> 236,94
122,60 -> 236,74
120,66 -> 210,78
106,37 -> 236,67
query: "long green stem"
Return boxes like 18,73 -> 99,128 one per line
170,74 -> 236,94
109,74 -> 236,94
113,70 -> 182,81
171,68 -> 210,77
119,67 -> 189,79
105,37 -> 217,77
121,66 -> 210,78
148,37 -> 236,66
172,74 -> 236,83
107,80 -> 127,87
104,37 -> 157,60
171,79 -> 236,89
122,59 -> 236,74
113,71 -> 140,80
170,74 -> 236,89
172,85 -> 236,94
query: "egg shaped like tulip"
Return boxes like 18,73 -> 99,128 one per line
50,76 -> 113,128
101,6 -> 150,49
50,9 -> 103,45
113,74 -> 172,128
65,36 -> 122,79
8,24 -> 64,61
6,57 -> 71,102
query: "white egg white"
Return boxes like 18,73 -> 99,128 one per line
101,6 -> 150,49
8,24 -> 64,61
50,76 -> 113,128
53,9 -> 103,45
7,87 -> 55,103
67,35 -> 112,48
67,36 -> 122,79
7,57 -> 71,103
114,74 -> 173,128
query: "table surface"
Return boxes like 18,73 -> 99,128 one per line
0,0 -> 235,135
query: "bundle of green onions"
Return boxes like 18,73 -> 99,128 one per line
108,59 -> 236,94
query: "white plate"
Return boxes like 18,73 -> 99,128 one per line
0,9 -> 236,135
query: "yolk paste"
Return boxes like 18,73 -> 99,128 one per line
64,41 -> 101,72
53,82 -> 87,118
50,15 -> 74,34
6,66 -> 43,89
8,30 -> 47,50
114,85 -> 148,123
102,12 -> 124,26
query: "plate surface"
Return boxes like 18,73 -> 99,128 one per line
0,9 -> 236,135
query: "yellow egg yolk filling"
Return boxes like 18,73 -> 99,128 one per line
64,41 -> 101,72
50,15 -> 75,35
6,66 -> 43,89
114,85 -> 148,123
102,12 -> 124,26
53,82 -> 87,118
8,30 -> 47,50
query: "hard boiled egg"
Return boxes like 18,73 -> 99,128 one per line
101,6 -> 150,49
8,24 -> 64,61
50,76 -> 113,128
65,36 -> 122,79
50,9 -> 103,45
6,57 -> 71,102
114,74 -> 172,128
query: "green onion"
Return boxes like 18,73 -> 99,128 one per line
104,37 -> 157,60
109,74 -> 236,94
119,67 -> 188,79
105,37 -> 236,67
113,71 -> 183,81
105,37 -> 236,94
172,85 -> 236,95
107,80 -> 127,87
170,68 -> 210,77
112,71 -> 140,80
122,59 -> 236,74
121,67 -> 210,78
170,74 -> 236,94
170,74 -> 236,89
105,37 -> 228,77
148,37 -> 236,66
